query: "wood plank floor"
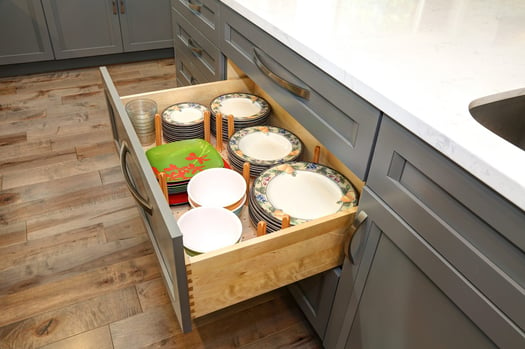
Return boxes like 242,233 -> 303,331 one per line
0,59 -> 323,349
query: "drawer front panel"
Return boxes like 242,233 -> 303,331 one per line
367,117 -> 525,332
100,67 -> 193,331
175,43 -> 215,86
172,0 -> 219,44
172,8 -> 224,82
220,5 -> 381,181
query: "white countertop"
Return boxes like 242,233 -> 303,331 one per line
222,0 -> 525,211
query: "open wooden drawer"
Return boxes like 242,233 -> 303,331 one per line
100,67 -> 362,332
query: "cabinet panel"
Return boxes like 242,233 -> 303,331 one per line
326,189 -> 523,349
367,117 -> 525,332
172,8 -> 224,84
288,268 -> 340,340
42,0 -> 123,59
172,0 -> 220,44
220,5 -> 381,181
0,0 -> 54,64
119,0 -> 173,51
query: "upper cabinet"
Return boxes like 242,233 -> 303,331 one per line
42,0 -> 172,59
0,0 -> 54,65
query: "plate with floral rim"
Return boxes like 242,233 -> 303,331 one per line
162,102 -> 208,126
210,93 -> 270,121
229,126 -> 302,166
251,162 -> 357,226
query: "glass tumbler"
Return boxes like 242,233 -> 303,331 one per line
125,98 -> 157,145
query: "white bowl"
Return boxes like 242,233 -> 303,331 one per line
178,207 -> 243,254
187,168 -> 247,209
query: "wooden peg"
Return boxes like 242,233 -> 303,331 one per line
243,162 -> 251,205
313,145 -> 321,163
215,113 -> 223,152
227,114 -> 235,138
158,171 -> 169,202
204,110 -> 211,143
257,221 -> 267,236
281,214 -> 290,229
155,113 -> 162,146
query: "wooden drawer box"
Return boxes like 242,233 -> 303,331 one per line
101,68 -> 360,332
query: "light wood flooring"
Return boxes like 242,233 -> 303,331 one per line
0,59 -> 322,349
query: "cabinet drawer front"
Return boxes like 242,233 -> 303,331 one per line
175,49 -> 208,87
172,0 -> 219,44
367,117 -> 525,332
101,67 -> 192,331
172,8 -> 224,82
220,5 -> 380,180
105,71 -> 358,332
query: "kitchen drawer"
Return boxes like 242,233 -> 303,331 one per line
367,117 -> 525,333
172,8 -> 224,84
171,0 -> 220,44
219,5 -> 381,181
101,68 -> 360,332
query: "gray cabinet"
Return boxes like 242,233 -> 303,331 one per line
42,0 -> 123,59
171,0 -> 224,86
42,0 -> 172,60
326,188 -> 498,349
288,268 -> 340,340
119,0 -> 173,52
219,5 -> 381,181
325,117 -> 525,348
0,0 -> 54,64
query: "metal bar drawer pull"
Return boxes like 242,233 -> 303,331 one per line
253,49 -> 310,100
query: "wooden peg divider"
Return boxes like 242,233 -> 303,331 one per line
215,113 -> 223,152
227,114 -> 235,138
281,214 -> 291,229
257,221 -> 267,236
313,145 -> 321,163
155,113 -> 162,146
158,171 -> 169,202
243,162 -> 250,206
204,110 -> 211,143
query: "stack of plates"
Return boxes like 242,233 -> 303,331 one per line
210,92 -> 271,140
227,126 -> 303,177
248,162 -> 357,232
161,102 -> 208,142
145,139 -> 225,205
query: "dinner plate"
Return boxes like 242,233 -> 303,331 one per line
210,92 -> 270,121
162,102 -> 208,125
251,162 -> 357,226
229,126 -> 302,166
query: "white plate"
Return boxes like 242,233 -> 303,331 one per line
252,162 -> 357,225
229,126 -> 302,165
210,93 -> 270,120
162,102 -> 208,125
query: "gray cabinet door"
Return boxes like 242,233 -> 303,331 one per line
0,0 -> 54,64
119,0 -> 173,51
288,268 -> 340,340
325,188 -> 523,349
42,0 -> 123,59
